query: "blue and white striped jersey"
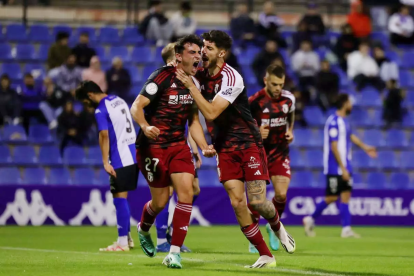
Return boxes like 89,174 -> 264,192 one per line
323,114 -> 352,175
95,95 -> 136,169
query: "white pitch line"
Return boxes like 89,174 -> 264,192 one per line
0,246 -> 346,276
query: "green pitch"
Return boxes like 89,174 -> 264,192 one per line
0,226 -> 413,276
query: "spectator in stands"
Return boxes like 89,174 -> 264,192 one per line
51,54 -> 83,96
335,24 -> 359,72
139,0 -> 173,47
388,5 -> 414,45
58,100 -> 82,155
170,1 -> 197,41
0,74 -> 21,125
347,41 -> 385,92
291,40 -> 320,101
252,39 -> 283,86
18,73 -> 46,131
230,3 -> 256,45
225,49 -> 242,76
298,2 -> 326,35
39,77 -> 70,130
347,0 -> 372,38
72,32 -> 97,68
373,45 -> 399,84
292,21 -> 313,52
82,56 -> 107,93
47,31 -> 71,70
315,60 -> 340,112
79,104 -> 98,145
106,57 -> 131,100
257,1 -> 287,48
383,79 -> 405,126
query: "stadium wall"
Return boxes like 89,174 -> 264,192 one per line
1,185 -> 414,226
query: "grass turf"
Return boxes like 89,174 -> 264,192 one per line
0,226 -> 413,276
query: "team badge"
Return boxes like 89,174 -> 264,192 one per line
146,82 -> 158,95
282,104 -> 289,114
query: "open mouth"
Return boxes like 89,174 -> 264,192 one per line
193,61 -> 199,68
202,56 -> 209,62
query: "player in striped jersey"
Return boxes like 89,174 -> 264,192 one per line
75,81 -> 138,252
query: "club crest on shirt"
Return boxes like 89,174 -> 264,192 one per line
169,95 -> 179,104
282,104 -> 289,114
146,82 -> 158,95
248,156 -> 260,169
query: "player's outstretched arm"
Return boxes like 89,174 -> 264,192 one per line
351,134 -> 377,158
99,130 -> 116,177
130,95 -> 160,140
189,108 -> 216,158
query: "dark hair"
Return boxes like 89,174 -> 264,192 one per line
359,40 -> 370,48
181,1 -> 192,11
301,39 -> 312,45
201,30 -> 233,51
149,0 -> 161,8
56,31 -> 69,42
24,73 -> 33,79
161,43 -> 176,64
266,64 -> 285,78
75,81 -> 103,101
174,34 -> 203,54
336,93 -> 350,110
80,32 -> 89,37
1,74 -> 10,81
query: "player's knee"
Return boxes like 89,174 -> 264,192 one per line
151,200 -> 168,213
176,189 -> 194,204
230,196 -> 246,211
274,193 -> 287,202
249,199 -> 266,212
325,196 -> 338,204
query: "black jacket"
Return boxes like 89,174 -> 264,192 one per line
139,12 -> 169,36
252,51 -> 283,85
46,86 -> 71,109
72,44 -> 96,68
316,71 -> 340,95
58,110 -> 80,135
106,67 -> 132,99
335,34 -> 359,60
230,15 -> 256,40
299,15 -> 326,35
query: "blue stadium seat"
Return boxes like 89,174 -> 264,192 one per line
0,145 -> 12,165
28,125 -> 53,144
0,24 -> 4,42
97,169 -> 110,185
3,125 -> 27,143
0,43 -> 12,61
197,169 -> 220,187
367,172 -> 386,189
399,70 -> 413,87
38,146 -> 62,166
389,173 -> 410,190
403,111 -> 414,127
142,65 -> 158,80
154,46 -> 164,64
52,25 -> 72,37
357,88 -> 381,107
404,89 -> 414,108
400,152 -> 414,170
309,129 -> 323,147
371,32 -> 390,50
13,145 -> 37,165
76,26 -> 97,43
63,146 -> 86,166
305,150 -> 323,169
122,27 -> 145,44
292,129 -> 312,147
312,172 -> 325,188
29,24 -> 52,43
49,168 -> 71,185
109,46 -> 130,63
2,63 -> 22,82
241,67 -> 257,86
370,109 -> 383,127
290,148 -> 304,168
125,66 -> 141,84
377,150 -> 398,170
238,47 -> 260,66
353,150 -> 376,170
363,129 -> 385,147
23,168 -> 46,185
303,107 -> 325,126
37,44 -> 50,62
24,63 -> 47,80
15,44 -> 37,62
6,24 -> 28,42
352,173 -> 365,189
86,146 -> 102,166
0,168 -> 21,185
131,46 -> 153,64
401,51 -> 414,69
385,50 -> 401,66
99,26 -> 120,44
290,171 -> 312,188
73,168 -> 96,185
385,129 -> 408,148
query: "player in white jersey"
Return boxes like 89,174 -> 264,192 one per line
303,94 -> 377,238
76,81 -> 138,251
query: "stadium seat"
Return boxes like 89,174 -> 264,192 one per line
356,88 -> 381,107
389,173 -> 410,190
309,129 -> 323,147
401,51 -> 414,69
197,169 -> 220,187
363,129 -> 385,147
52,25 -> 72,37
402,111 -> 414,127
238,47 -> 260,66
384,129 -> 408,148
0,24 -> 4,42
404,89 -> 414,108
131,46 -> 153,64
290,171 -> 312,188
367,172 -> 386,189
28,125 -> 53,144
305,150 -> 323,169
303,107 -> 325,127
86,146 -> 102,166
99,26 -> 121,44
292,129 -> 312,147
15,44 -> 37,62
108,46 -> 130,63
241,67 -> 258,86
353,150 -> 376,170
94,46 -> 108,63
2,63 -> 22,82
399,70 -> 413,87
377,151 -> 398,170
400,152 -> 414,170
73,168 -> 96,185
371,32 -> 390,50
49,168 -> 71,185
13,145 -> 37,165
0,43 -> 12,61
3,125 -> 27,143
97,169 -> 110,185
38,146 -> 62,166
352,173 -> 365,189
23,168 -> 46,185
142,65 -> 158,80
385,50 -> 401,66
290,148 -> 305,168
154,46 -> 164,64
37,44 -> 50,62
125,66 -> 141,84
24,63 -> 47,80
122,27 -> 145,44
312,172 -> 325,188
63,146 -> 86,166
29,24 -> 52,43
370,109 -> 383,127
0,168 -> 21,185
0,145 -> 12,165
6,24 -> 28,42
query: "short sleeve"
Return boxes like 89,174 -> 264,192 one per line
216,69 -> 245,104
328,118 -> 339,142
139,67 -> 172,102
95,108 -> 108,132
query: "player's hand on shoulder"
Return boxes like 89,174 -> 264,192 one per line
143,125 -> 160,140
342,169 -> 350,182
104,163 -> 117,178
167,60 -> 177,67
175,69 -> 194,89
202,145 -> 216,158
285,130 -> 294,144
260,124 -> 270,139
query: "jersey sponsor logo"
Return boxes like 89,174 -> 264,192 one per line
282,104 -> 289,114
248,156 -> 261,169
329,128 -> 338,138
146,82 -> 158,95
261,119 -> 270,126
0,189 -> 65,226
147,172 -> 154,182
169,95 -> 179,104
180,226 -> 188,231
110,100 -> 124,109
171,83 -> 177,88
221,88 -> 232,96
254,170 -> 261,175
263,108 -> 270,113
269,117 -> 287,127
168,94 -> 193,105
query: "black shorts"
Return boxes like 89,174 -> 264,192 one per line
325,175 -> 353,196
109,164 -> 138,194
